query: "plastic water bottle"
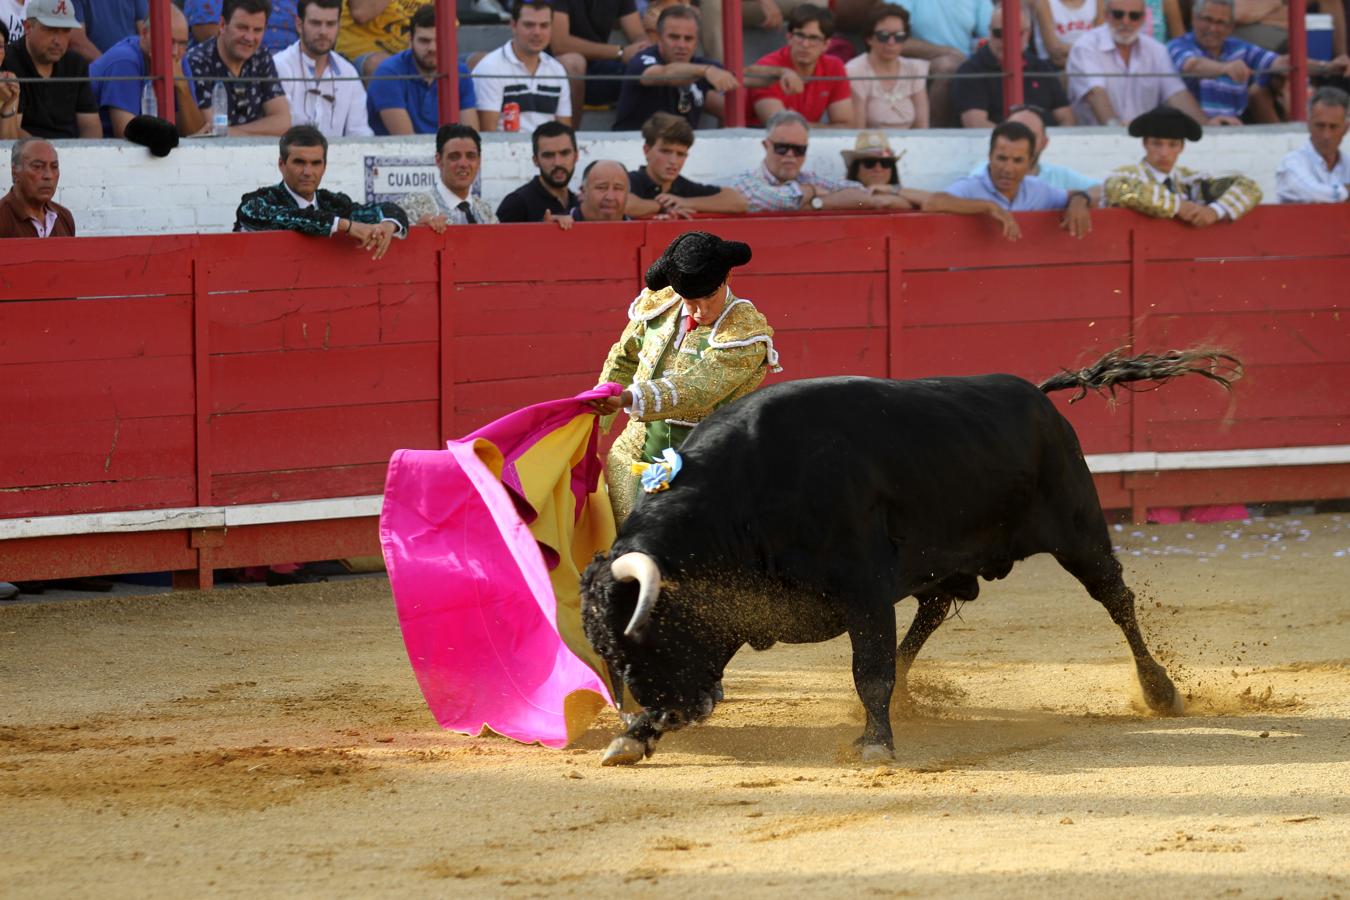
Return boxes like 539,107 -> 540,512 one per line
211,81 -> 229,136
140,81 -> 158,117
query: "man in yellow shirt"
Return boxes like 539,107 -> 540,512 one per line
338,0 -> 425,75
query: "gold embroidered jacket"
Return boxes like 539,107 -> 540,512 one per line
1104,161 -> 1262,221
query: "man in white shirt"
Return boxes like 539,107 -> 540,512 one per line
398,124 -> 499,228
1068,0 -> 1204,126
2,0 -> 26,45
472,0 -> 571,131
273,0 -> 372,137
1276,86 -> 1350,203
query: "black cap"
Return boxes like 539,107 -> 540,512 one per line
124,115 -> 180,157
1128,105 -> 1203,142
645,231 -> 753,301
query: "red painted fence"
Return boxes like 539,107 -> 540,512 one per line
1,207 -> 1347,585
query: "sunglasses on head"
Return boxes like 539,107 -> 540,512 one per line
1109,8 -> 1145,21
859,157 -> 896,169
771,141 -> 808,157
872,29 -> 907,43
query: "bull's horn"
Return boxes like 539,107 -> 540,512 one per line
611,552 -> 660,637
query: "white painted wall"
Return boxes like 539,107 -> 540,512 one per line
1,125 -> 1317,237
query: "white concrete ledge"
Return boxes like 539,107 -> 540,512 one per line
2,444 -> 1346,542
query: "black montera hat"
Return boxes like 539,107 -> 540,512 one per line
644,231 -> 753,301
124,115 -> 180,157
1128,105 -> 1203,142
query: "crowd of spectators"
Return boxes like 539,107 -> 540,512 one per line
2,0 -> 1349,141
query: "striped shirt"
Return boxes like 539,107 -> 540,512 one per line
1167,33 -> 1277,119
471,42 -> 570,132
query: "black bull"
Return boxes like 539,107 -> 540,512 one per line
580,349 -> 1241,766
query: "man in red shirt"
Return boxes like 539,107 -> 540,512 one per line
745,3 -> 855,127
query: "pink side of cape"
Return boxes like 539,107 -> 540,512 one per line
379,385 -> 622,748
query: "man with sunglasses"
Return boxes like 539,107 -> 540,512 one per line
954,5 -> 1074,127
730,109 -> 911,212
1067,0 -> 1203,126
274,0 -> 372,137
1104,104 -> 1261,224
926,119 -> 1093,241
89,5 -> 206,138
613,4 -> 736,131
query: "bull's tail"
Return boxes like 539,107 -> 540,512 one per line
1038,347 -> 1242,404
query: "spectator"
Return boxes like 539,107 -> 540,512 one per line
234,124 -> 408,257
955,5 -> 1074,126
90,6 -> 206,138
640,0 -> 687,45
366,4 -> 478,134
68,0 -> 147,57
729,109 -> 913,212
1,0 -> 100,138
614,5 -> 737,131
398,123 -> 499,229
1235,0 -> 1345,56
1,137 -> 74,238
273,0 -> 372,137
846,3 -> 930,130
550,0 -> 649,128
496,120 -> 579,222
1171,0 -> 1350,125
1276,86 -> 1350,202
2,0 -> 24,45
566,159 -> 630,222
627,112 -> 749,216
183,0 -> 291,135
1034,0 -> 1104,68
472,0 -> 572,132
924,119 -> 1094,241
898,0 -> 994,127
1067,0 -> 1204,125
0,30 -> 21,139
840,130 -> 934,203
744,4 -> 854,127
337,0 -> 424,76
1144,0 -> 1184,43
698,0 -> 810,65
1104,104 -> 1262,224
186,0 -> 298,56
970,104 -> 1101,196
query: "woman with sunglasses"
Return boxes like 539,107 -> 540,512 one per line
846,3 -> 930,128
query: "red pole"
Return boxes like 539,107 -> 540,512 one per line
1289,0 -> 1308,122
722,0 -> 745,127
1002,0 -> 1024,114
436,0 -> 460,125
149,0 -> 175,125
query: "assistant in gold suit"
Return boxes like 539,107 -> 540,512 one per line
589,231 -> 782,524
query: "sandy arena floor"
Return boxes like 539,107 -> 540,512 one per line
3,513 -> 1349,898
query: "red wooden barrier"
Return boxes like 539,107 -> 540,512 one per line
1,207 -> 1347,585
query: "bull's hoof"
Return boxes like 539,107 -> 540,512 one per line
859,743 -> 895,763
601,736 -> 647,766
1139,665 -> 1185,716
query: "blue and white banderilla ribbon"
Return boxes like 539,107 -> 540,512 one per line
630,448 -> 683,494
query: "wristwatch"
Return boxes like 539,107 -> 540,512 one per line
810,195 -> 824,210
615,45 -> 624,60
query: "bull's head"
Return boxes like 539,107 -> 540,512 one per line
580,550 -> 734,764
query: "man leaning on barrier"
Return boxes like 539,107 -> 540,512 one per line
1104,104 -> 1261,225
1276,86 -> 1350,203
926,119 -> 1093,242
398,123 -> 499,229
234,124 -> 408,258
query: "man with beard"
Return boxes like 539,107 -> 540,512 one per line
1105,104 -> 1261,224
366,3 -> 477,134
627,112 -> 747,217
274,0 -> 371,137
612,4 -> 737,131
496,120 -> 579,222
398,124 -> 498,228
182,0 -> 291,135
926,120 -> 1094,242
1067,0 -> 1203,126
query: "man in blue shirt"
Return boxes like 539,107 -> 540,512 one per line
1167,0 -> 1279,124
366,4 -> 477,133
896,0 -> 994,126
90,5 -> 206,137
925,119 -> 1093,241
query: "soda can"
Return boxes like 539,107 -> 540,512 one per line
502,102 -> 521,132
